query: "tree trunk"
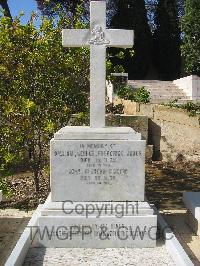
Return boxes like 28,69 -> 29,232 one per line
0,0 -> 12,20
34,172 -> 40,193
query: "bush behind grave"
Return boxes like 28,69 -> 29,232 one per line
0,9 -> 90,194
116,85 -> 150,103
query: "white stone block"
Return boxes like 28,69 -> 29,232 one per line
183,192 -> 200,221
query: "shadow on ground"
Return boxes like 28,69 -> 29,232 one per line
146,161 -> 200,210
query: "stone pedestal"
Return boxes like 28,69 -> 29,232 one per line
38,195 -> 157,248
38,126 -> 157,248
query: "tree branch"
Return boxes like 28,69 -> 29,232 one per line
0,0 -> 12,20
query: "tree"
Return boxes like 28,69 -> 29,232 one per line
145,0 -> 158,32
145,0 -> 184,32
110,0 -> 152,79
153,0 -> 181,80
0,12 -> 90,193
177,0 -> 185,17
36,0 -> 81,12
182,0 -> 200,76
36,0 -> 115,25
36,0 -> 87,20
0,0 -> 12,19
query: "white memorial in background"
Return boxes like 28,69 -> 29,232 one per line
38,0 -> 157,248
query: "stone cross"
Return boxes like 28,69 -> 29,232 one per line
62,0 -> 134,128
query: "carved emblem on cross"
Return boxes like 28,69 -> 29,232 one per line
89,25 -> 110,45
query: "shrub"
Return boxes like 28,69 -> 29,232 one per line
165,100 -> 200,117
182,102 -> 200,117
116,85 -> 150,103
0,11 -> 90,192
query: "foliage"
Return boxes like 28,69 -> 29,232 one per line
183,102 -> 200,117
153,0 -> 181,80
166,98 -> 180,107
116,85 -> 135,101
69,112 -> 89,126
166,100 -> 200,117
0,11 -> 90,193
36,0 -> 88,22
0,0 -> 12,19
181,0 -> 200,76
133,87 -> 151,103
0,177 -> 12,198
36,0 -> 116,24
145,0 -> 185,32
110,0 -> 152,79
36,0 -> 81,13
106,103 -> 124,115
116,85 -> 150,103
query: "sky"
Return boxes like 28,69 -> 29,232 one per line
8,0 -> 39,24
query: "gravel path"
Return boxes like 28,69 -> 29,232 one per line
23,245 -> 175,266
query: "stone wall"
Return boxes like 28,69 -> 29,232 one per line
106,115 -> 153,162
106,115 -> 148,141
114,99 -> 200,161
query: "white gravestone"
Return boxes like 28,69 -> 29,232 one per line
62,0 -> 133,128
38,0 -> 157,248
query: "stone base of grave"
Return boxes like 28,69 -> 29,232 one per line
37,195 -> 157,248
